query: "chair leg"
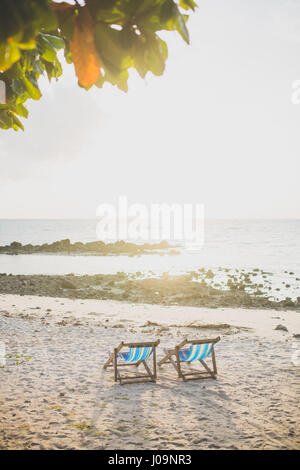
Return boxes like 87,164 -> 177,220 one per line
211,347 -> 217,375
115,357 -> 158,385
141,360 -> 153,381
175,346 -> 183,380
199,359 -> 215,378
161,347 -> 218,382
153,347 -> 157,381
103,351 -> 114,370
168,355 -> 178,370
114,348 -> 118,382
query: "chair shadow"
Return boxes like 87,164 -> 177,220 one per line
84,354 -> 252,450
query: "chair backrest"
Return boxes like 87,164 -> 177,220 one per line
178,337 -> 220,362
181,343 -> 214,362
118,340 -> 159,363
125,346 -> 154,362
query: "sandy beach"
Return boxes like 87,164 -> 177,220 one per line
0,293 -> 299,450
1,0 -> 300,454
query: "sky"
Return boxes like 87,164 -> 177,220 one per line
0,0 -> 300,219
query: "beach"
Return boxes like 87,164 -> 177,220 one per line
1,293 -> 299,450
1,0 -> 300,453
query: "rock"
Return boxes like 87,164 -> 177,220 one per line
111,323 -> 125,328
293,333 -> 300,339
205,269 -> 214,279
142,321 -> 160,327
10,241 -> 22,248
275,324 -> 288,332
60,279 -> 76,289
283,298 -> 295,307
159,326 -> 170,332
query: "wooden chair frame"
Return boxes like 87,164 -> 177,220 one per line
158,337 -> 220,382
103,340 -> 160,385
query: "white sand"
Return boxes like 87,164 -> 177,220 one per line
0,293 -> 299,450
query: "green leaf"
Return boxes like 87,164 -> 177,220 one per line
175,12 -> 190,44
12,37 -> 36,51
11,78 -> 29,103
160,0 -> 177,23
37,35 -> 57,63
95,24 -> 128,75
14,103 -> 28,118
144,34 -> 168,76
179,0 -> 197,11
0,41 -> 21,72
0,109 -> 13,128
53,58 -> 63,78
40,34 -> 65,50
33,59 -> 45,75
22,74 -> 41,100
0,0 -> 195,131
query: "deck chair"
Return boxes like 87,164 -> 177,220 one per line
103,340 -> 160,385
158,337 -> 220,381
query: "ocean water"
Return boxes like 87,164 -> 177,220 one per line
0,219 -> 299,300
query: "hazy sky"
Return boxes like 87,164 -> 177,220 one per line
0,0 -> 300,219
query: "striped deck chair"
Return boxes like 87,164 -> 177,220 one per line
103,340 -> 160,385
158,337 -> 220,381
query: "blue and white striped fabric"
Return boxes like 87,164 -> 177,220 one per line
118,346 -> 154,362
178,343 -> 213,362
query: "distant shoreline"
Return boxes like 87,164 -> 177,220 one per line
0,239 -> 180,257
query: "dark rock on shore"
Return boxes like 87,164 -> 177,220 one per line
0,273 -> 298,311
0,239 -> 180,257
275,324 -> 288,332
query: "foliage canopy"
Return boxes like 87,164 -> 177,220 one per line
0,0 -> 197,131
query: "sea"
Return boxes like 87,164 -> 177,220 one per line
0,219 -> 299,301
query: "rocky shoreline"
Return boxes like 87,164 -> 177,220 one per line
0,272 -> 299,311
0,239 -> 180,256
